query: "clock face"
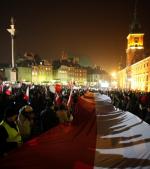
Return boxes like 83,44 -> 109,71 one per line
134,37 -> 139,43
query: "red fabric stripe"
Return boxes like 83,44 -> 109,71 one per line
0,92 -> 97,169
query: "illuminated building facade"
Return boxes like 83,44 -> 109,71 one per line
17,67 -> 32,82
87,66 -> 110,88
126,33 -> 144,66
5,51 -> 109,86
52,53 -> 87,85
53,65 -> 87,86
16,59 -> 53,84
118,6 -> 150,92
73,67 -> 87,86
130,57 -> 150,91
32,62 -> 53,84
118,56 -> 150,92
53,65 -> 68,84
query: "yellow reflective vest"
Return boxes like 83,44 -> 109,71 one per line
0,121 -> 22,144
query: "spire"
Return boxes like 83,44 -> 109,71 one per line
61,50 -> 67,60
133,0 -> 137,21
11,17 -> 14,25
130,0 -> 142,33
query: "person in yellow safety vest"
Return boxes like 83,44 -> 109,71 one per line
0,105 -> 22,157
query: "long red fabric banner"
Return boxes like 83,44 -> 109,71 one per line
0,92 -> 97,169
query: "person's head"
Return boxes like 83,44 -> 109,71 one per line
4,106 -> 18,122
19,105 -> 34,119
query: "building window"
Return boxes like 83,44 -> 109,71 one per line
134,37 -> 139,43
146,75 -> 148,81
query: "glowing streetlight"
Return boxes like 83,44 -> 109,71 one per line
7,17 -> 16,68
111,71 -> 117,79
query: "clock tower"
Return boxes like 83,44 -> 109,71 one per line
126,0 -> 144,66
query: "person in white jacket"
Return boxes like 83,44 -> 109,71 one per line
17,105 -> 35,142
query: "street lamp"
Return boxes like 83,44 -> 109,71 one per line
7,17 -> 16,68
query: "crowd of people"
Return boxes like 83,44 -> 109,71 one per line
102,90 -> 150,123
1,83 -> 150,158
0,83 -> 85,157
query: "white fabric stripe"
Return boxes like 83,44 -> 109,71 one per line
94,93 -> 150,169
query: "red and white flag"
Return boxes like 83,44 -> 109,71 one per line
23,86 -> 29,101
45,86 -> 48,96
2,93 -> 150,169
5,86 -> 12,95
67,88 -> 73,108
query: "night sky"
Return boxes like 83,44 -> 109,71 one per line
0,0 -> 150,73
